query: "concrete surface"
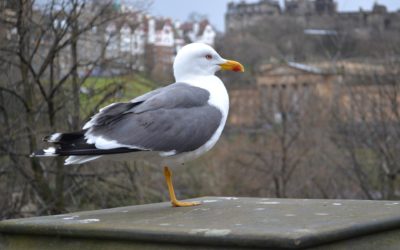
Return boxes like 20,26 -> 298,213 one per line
1,197 -> 400,249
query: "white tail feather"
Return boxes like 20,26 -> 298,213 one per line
48,133 -> 62,142
64,155 -> 102,165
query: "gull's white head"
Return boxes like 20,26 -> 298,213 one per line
173,43 -> 244,82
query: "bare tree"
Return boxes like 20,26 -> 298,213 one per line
0,0 -> 149,217
331,57 -> 400,200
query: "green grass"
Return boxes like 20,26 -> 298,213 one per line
80,73 -> 157,119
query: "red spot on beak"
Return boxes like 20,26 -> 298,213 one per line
233,65 -> 242,72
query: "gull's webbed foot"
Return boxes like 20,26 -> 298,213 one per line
164,166 -> 201,207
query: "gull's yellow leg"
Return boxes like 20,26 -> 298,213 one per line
164,166 -> 200,207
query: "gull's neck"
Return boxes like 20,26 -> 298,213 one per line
176,73 -> 213,83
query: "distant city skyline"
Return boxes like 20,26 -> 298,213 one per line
150,0 -> 400,32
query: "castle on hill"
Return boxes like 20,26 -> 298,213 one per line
226,0 -> 400,33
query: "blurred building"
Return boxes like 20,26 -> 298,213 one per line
0,0 -> 17,41
284,0 -> 336,15
100,7 -> 217,77
226,0 -> 400,33
48,1 -> 217,77
226,0 -> 281,31
229,62 -> 335,127
228,61 -> 398,128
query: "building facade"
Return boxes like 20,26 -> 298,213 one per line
226,0 -> 400,33
229,62 -> 335,127
49,1 -> 218,77
228,61 -> 398,128
100,10 -> 217,77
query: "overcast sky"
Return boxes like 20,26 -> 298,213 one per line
149,0 -> 400,32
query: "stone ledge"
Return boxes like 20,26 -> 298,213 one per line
1,197 -> 400,249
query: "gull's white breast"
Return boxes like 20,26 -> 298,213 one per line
165,75 -> 229,165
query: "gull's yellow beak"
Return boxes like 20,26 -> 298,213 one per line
219,60 -> 245,72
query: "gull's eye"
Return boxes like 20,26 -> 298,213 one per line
205,54 -> 212,60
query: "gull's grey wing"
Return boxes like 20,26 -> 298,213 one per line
85,83 -> 222,154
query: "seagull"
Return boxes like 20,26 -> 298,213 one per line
32,43 -> 244,207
